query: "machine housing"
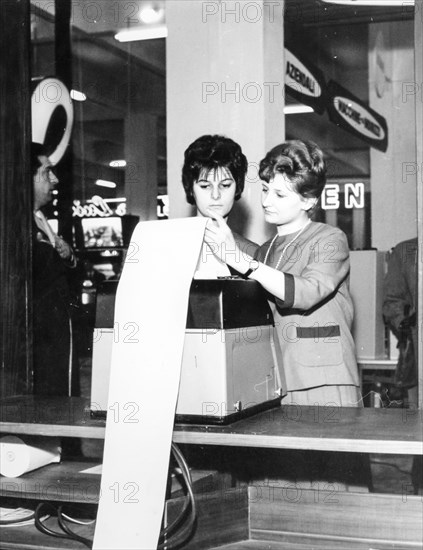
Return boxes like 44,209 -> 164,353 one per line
90,278 -> 283,424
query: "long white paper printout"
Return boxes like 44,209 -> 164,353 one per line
93,217 -> 208,549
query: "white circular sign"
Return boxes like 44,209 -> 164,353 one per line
31,77 -> 74,165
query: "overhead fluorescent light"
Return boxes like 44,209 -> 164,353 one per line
321,0 -> 413,5
109,160 -> 127,168
97,198 -> 127,203
284,104 -> 314,115
95,179 -> 117,189
70,89 -> 87,102
115,25 -> 168,42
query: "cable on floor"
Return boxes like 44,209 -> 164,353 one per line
31,442 -> 196,549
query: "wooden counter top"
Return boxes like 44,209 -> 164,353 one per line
1,397 -> 422,455
0,396 -> 106,439
174,405 -> 423,455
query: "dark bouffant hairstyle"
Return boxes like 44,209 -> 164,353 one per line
31,142 -> 49,177
259,140 -> 327,201
182,134 -> 248,205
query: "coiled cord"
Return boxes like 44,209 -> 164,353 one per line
157,442 -> 197,549
34,502 -> 92,548
33,442 -> 196,549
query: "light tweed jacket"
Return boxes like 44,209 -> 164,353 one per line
257,221 -> 359,393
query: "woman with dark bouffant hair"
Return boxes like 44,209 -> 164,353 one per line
182,134 -> 247,207
204,139 -> 360,406
182,134 -> 257,278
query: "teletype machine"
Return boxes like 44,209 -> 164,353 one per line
91,278 -> 284,424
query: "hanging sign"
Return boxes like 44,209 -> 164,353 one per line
31,77 -> 74,165
326,80 -> 388,152
284,48 -> 326,114
72,196 -> 126,218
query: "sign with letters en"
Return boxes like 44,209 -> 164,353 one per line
285,48 -> 326,114
326,80 -> 388,152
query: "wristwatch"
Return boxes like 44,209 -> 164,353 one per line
243,259 -> 260,279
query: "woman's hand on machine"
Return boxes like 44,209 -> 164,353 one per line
204,210 -> 249,273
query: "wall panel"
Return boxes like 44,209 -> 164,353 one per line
0,0 -> 32,396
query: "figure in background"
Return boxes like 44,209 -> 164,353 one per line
32,142 -> 79,397
182,134 -> 258,278
383,238 -> 418,404
205,139 -> 360,407
383,237 -> 421,493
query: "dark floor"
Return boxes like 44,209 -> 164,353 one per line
77,359 -> 422,496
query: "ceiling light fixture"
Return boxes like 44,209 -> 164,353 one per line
284,104 -> 314,115
109,160 -> 127,168
321,0 -> 413,6
95,179 -> 117,189
139,6 -> 164,24
114,25 -> 168,42
70,89 -> 87,101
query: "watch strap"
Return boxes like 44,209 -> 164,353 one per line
242,260 -> 259,279
243,267 -> 254,279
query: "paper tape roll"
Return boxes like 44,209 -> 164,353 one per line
93,217 -> 208,550
0,435 -> 61,478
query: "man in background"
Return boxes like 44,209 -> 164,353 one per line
32,142 -> 79,397
383,237 -> 421,494
383,238 -> 418,405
